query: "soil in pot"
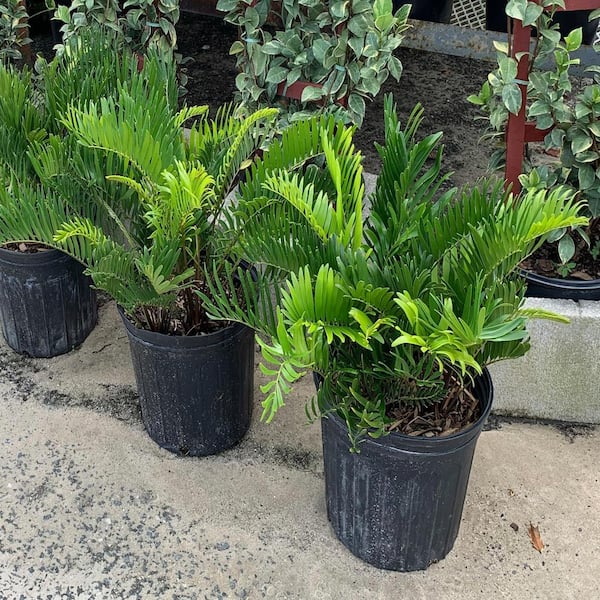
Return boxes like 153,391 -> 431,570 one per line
321,369 -> 493,572
520,218 -> 600,300
0,245 -> 97,357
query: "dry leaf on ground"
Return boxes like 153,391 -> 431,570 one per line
528,523 -> 544,552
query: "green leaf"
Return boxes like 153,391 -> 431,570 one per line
374,0 -> 394,30
387,55 -> 403,81
564,27 -> 582,52
498,56 -> 518,83
540,28 -> 561,44
522,2 -> 543,26
502,83 -> 522,115
571,134 -> 593,155
579,164 -> 596,189
547,227 -> 565,243
505,0 -> 528,21
216,0 -> 239,11
348,14 -> 369,36
229,40 -> 245,55
558,233 -> 576,264
347,92 -> 366,122
265,66 -> 288,83
492,40 -> 509,54
312,38 -> 331,64
300,85 -> 325,102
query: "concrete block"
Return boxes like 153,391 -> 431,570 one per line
489,297 -> 600,423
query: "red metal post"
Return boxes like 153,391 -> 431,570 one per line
503,0 -> 600,193
504,18 -> 531,194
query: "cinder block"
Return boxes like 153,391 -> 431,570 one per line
489,297 -> 600,423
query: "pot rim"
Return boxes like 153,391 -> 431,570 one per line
520,267 -> 600,292
323,368 -> 494,454
0,245 -> 76,267
118,304 -> 250,349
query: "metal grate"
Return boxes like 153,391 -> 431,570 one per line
451,0 -> 486,30
450,0 -> 600,43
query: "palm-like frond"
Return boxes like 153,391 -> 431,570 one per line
0,180 -> 85,248
0,63 -> 43,177
40,27 -> 137,132
53,216 -> 165,316
62,91 -> 184,184
225,115 -> 365,278
187,103 -> 278,200
208,94 -> 587,447
440,186 -> 586,302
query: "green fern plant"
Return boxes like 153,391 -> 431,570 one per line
202,96 -> 587,448
0,27 -> 156,247
0,27 -> 173,257
0,27 -> 278,335
52,88 -> 277,333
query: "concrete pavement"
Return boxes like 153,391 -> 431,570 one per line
0,300 -> 598,599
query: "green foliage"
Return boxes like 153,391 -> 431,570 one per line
218,0 -> 410,125
555,260 -> 576,277
201,96 -> 586,448
469,1 -> 600,265
0,27 -> 163,248
50,0 -> 180,61
0,26 -> 148,217
0,28 -> 275,336
46,70 -> 276,332
0,0 -> 31,63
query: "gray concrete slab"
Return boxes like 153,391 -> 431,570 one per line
0,302 -> 599,599
490,297 -> 600,423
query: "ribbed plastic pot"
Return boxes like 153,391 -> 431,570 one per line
395,0 -> 454,23
321,368 -> 493,572
0,247 -> 97,357
120,310 -> 254,456
522,269 -> 600,301
485,0 -> 599,45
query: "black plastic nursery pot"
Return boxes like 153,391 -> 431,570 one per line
321,368 -> 493,572
0,247 -> 97,357
395,0 -> 454,23
120,311 -> 255,456
522,269 -> 600,301
485,0 -> 599,45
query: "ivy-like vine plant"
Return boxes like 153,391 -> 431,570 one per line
0,0 -> 31,62
469,0 -> 600,268
48,0 -> 180,60
217,0 -> 410,125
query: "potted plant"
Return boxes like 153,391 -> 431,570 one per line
202,97 -> 585,570
10,46 -> 279,455
0,29 -> 139,357
469,2 -> 600,299
217,0 -> 410,126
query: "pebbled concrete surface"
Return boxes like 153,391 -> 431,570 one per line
0,302 -> 599,599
